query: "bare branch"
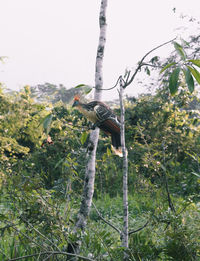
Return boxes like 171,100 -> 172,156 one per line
128,220 -> 149,235
98,75 -> 122,90
89,75 -> 121,91
83,39 -> 175,93
140,63 -> 162,68
125,38 -> 176,87
7,251 -> 95,261
92,202 -> 121,234
6,221 -> 48,250
16,215 -> 61,251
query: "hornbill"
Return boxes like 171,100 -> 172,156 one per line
72,95 -> 122,157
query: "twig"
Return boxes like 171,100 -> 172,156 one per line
64,121 -> 89,131
16,214 -> 61,251
138,125 -> 175,215
7,251 -> 95,261
6,221 -> 48,250
92,202 -> 121,234
141,63 -> 162,68
128,220 -> 149,235
79,39 -> 175,93
98,76 -> 122,90
43,253 -> 53,261
162,142 -> 175,213
126,38 -> 176,87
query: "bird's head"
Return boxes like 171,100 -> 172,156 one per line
72,95 -> 80,107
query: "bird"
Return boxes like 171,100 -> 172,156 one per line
72,95 -> 122,157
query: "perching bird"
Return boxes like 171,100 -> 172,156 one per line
72,95 -> 122,157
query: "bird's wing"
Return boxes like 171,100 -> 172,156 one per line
94,102 -> 120,123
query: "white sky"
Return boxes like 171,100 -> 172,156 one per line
0,0 -> 200,100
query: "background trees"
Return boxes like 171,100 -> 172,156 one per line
0,71 -> 200,260
1,6 -> 200,261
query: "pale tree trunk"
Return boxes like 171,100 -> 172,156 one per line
68,0 -> 108,258
75,0 -> 108,232
94,0 -> 107,100
119,83 -> 129,260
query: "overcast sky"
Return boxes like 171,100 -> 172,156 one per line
0,0 -> 200,100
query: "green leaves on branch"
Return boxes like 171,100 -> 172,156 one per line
160,41 -> 200,95
188,59 -> 200,68
183,68 -> 194,93
74,84 -> 93,95
169,68 -> 181,96
75,84 -> 86,89
173,41 -> 186,60
160,62 -> 176,74
41,113 -> 53,135
187,66 -> 200,85
80,131 -> 88,145
166,64 -> 199,95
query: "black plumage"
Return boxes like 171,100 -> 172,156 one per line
72,96 -> 122,156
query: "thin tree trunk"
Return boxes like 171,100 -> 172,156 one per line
119,83 -> 129,260
94,0 -> 108,100
74,130 -> 99,231
75,0 -> 108,231
68,0 -> 108,258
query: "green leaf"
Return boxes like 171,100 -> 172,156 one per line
160,62 -> 176,74
84,86 -> 93,94
188,59 -> 200,68
42,114 -> 53,135
187,66 -> 200,85
168,67 -> 181,95
54,158 -> 65,169
173,41 -> 186,60
181,39 -> 190,47
75,84 -> 93,94
107,147 -> 112,157
183,68 -> 194,93
145,66 -> 150,76
191,172 -> 200,178
80,132 -> 88,145
150,56 -> 159,64
75,84 -> 86,88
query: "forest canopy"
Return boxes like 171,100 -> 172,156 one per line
0,78 -> 200,260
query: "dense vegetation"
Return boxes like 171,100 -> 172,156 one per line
0,81 -> 199,260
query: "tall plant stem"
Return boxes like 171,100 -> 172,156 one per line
119,82 -> 129,260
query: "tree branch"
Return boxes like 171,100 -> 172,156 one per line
92,202 -> 121,234
7,251 -> 95,261
128,220 -> 149,235
140,63 -> 162,68
6,221 -> 48,250
16,215 -> 61,251
97,75 -> 122,90
125,38 -> 176,87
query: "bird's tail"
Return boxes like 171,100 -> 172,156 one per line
111,133 -> 123,157
111,145 -> 123,157
111,133 -> 128,157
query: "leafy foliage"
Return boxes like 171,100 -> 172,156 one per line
160,41 -> 200,95
1,35 -> 200,260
